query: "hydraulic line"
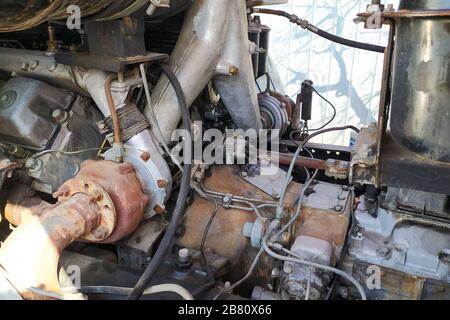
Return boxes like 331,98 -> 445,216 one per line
252,8 -> 385,53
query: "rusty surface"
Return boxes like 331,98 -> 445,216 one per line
178,166 -> 293,265
358,10 -> 450,19
74,160 -> 149,243
54,179 -> 116,242
0,192 -> 101,299
273,152 -> 349,179
294,207 -> 349,248
4,184 -> 51,226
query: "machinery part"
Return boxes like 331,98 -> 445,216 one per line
0,0 -> 151,33
85,13 -> 146,59
258,93 -> 289,135
128,63 -> 192,300
28,96 -> 104,194
105,74 -> 121,145
66,160 -> 149,243
0,192 -> 104,299
282,236 -> 333,300
382,187 -> 450,220
0,159 -> 148,299
104,144 -> 167,219
103,103 -> 150,144
299,80 -> 314,122
78,69 -> 173,216
150,0 -> 262,144
347,196 -> 450,299
389,3 -> 450,163
398,0 -> 449,11
0,77 -> 76,150
54,179 -> 116,242
252,8 -> 386,53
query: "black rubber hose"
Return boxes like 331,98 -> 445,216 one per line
127,63 -> 192,300
253,8 -> 385,53
313,28 -> 385,53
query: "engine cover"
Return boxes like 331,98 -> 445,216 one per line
0,77 -> 76,150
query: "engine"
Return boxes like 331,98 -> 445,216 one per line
0,0 -> 448,302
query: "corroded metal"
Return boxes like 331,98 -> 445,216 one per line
0,192 -> 102,299
0,159 -> 148,299
74,160 -> 149,243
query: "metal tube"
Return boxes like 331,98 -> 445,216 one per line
0,193 -> 101,299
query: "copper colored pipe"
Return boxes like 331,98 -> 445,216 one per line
105,74 -> 121,145
271,152 -> 327,171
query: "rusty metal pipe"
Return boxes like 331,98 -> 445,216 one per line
0,193 -> 101,299
271,152 -> 327,171
104,74 -> 121,145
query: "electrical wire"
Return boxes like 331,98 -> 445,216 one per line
304,84 -> 337,132
139,63 -> 184,173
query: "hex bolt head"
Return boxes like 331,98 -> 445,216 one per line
52,109 -> 69,124
178,248 -> 190,263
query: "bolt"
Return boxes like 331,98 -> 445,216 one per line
52,109 -> 69,124
240,171 -> 248,178
283,264 -> 293,274
228,66 -> 239,75
334,204 -> 343,212
140,152 -> 151,162
48,61 -> 58,72
29,60 -> 39,70
223,195 -> 231,203
0,94 -> 7,102
157,180 -> 167,188
377,246 -> 391,258
178,248 -> 190,263
342,185 -> 350,191
153,205 -> 166,215
321,274 -> 332,285
271,268 -> 281,278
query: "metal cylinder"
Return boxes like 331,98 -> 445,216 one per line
389,2 -> 450,162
